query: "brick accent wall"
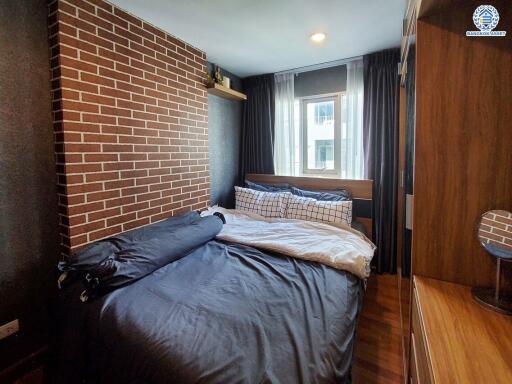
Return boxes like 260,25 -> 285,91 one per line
479,210 -> 512,250
48,0 -> 210,253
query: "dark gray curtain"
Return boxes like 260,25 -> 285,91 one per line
240,74 -> 275,180
363,49 -> 400,274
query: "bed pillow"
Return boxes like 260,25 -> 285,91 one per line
244,180 -> 291,193
286,194 -> 352,226
235,186 -> 290,218
58,212 -> 223,301
81,215 -> 223,300
290,186 -> 351,201
61,211 -> 203,271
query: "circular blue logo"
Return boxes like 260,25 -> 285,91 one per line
473,5 -> 500,31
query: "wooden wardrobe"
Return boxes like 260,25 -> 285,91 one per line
398,0 -> 512,382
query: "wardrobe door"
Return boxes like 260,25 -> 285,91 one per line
398,43 -> 415,383
403,45 -> 415,279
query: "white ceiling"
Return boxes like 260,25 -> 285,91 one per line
110,0 -> 405,78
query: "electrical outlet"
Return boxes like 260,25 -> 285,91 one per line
0,319 -> 19,341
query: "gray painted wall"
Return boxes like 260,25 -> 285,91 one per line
294,65 -> 347,97
207,64 -> 243,208
0,0 -> 60,365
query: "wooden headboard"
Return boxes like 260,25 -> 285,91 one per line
245,174 -> 373,239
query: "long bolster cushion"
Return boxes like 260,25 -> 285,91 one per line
60,211 -> 203,271
58,212 -> 223,301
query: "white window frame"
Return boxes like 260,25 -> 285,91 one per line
298,92 -> 344,177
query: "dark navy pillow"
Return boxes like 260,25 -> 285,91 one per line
244,180 -> 291,193
291,186 -> 351,201
58,212 -> 223,301
82,215 -> 223,299
61,211 -> 202,271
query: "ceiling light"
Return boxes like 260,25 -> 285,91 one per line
310,32 -> 326,43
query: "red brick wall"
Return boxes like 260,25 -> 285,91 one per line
48,0 -> 210,253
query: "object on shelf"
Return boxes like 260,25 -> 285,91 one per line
223,76 -> 231,89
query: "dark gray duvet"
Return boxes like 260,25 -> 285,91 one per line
54,227 -> 363,383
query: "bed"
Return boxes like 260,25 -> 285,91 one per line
52,176 -> 374,384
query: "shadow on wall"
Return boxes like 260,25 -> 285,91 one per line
207,64 -> 243,208
0,0 -> 60,370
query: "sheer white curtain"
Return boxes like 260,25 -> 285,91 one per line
343,59 -> 364,179
273,73 -> 297,176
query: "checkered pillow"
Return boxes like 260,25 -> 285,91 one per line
286,194 -> 352,226
235,186 -> 290,218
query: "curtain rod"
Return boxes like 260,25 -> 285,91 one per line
275,55 -> 363,76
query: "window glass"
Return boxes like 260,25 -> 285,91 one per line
306,100 -> 335,171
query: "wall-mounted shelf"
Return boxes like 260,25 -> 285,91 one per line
207,83 -> 247,101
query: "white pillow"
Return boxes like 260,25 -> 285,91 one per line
286,194 -> 352,226
235,186 -> 290,218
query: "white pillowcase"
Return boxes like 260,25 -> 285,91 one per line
286,194 -> 352,226
235,186 -> 290,218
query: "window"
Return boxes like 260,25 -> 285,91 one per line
299,94 -> 342,176
274,66 -> 364,179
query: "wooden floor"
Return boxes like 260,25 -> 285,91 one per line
353,273 -> 404,384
